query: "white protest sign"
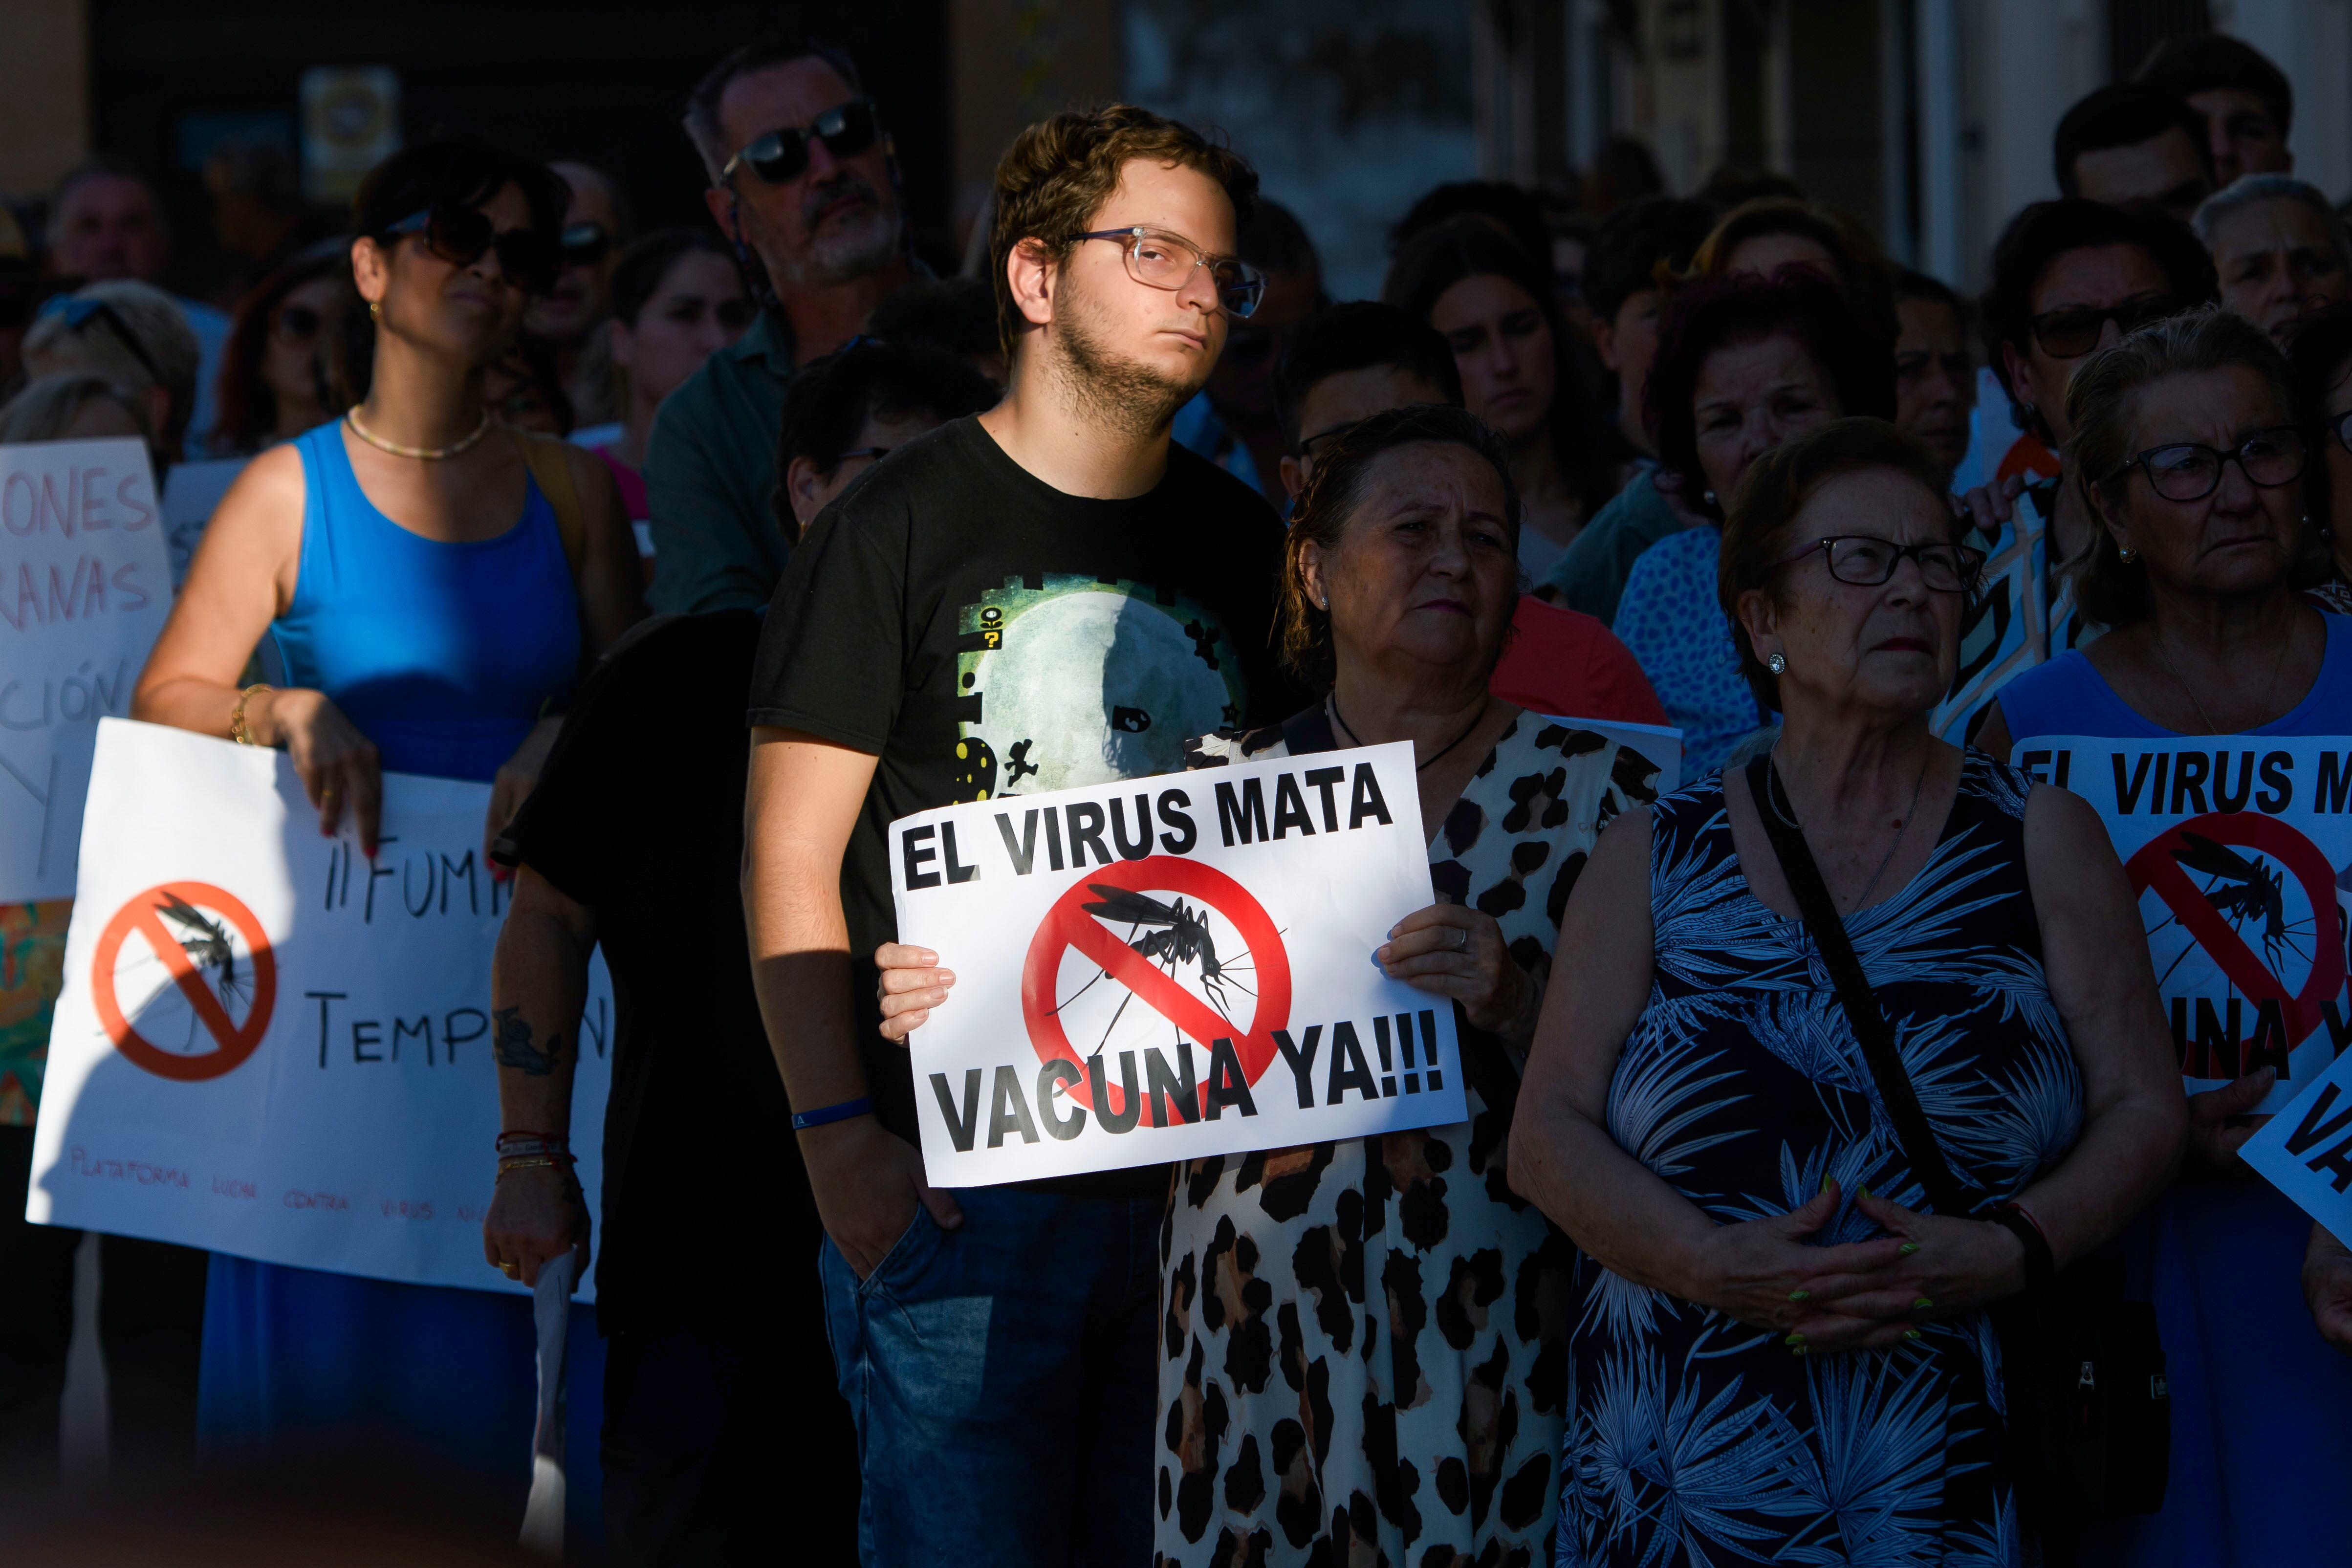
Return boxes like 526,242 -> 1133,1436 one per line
0,438 -> 171,902
2242,1045 -> 2352,1236
159,456 -> 249,590
892,740 -> 1464,1185
27,719 -> 610,1298
2013,735 -> 2352,1112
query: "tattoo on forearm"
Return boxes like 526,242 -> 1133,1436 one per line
493,1006 -> 567,1077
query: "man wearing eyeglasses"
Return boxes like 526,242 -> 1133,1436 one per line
743,105 -> 1290,1565
523,161 -> 631,430
646,30 -> 915,615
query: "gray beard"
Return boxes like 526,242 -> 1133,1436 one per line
761,205 -> 902,292
1052,305 -> 1200,442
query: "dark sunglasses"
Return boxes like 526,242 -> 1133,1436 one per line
383,207 -> 561,296
274,304 -> 324,343
721,98 -> 882,186
560,222 -> 612,266
37,294 -> 165,384
2028,294 -> 2181,359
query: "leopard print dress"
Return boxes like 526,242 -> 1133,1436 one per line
1158,707 -> 1663,1568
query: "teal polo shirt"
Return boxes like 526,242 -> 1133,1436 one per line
644,310 -> 795,613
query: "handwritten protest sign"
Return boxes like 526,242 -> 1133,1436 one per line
26,719 -> 610,1297
892,740 -> 1465,1186
158,456 -> 249,589
0,438 -> 172,902
2014,735 -> 2352,1112
2242,1045 -> 2352,1238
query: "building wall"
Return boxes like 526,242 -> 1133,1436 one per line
0,0 -> 92,202
949,0 -> 1124,256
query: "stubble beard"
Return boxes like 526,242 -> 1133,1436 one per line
1050,291 -> 1206,443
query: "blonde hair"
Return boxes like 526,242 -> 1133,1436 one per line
0,371 -> 152,446
22,281 -> 200,453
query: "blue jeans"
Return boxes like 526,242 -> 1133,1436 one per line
818,1185 -> 1162,1567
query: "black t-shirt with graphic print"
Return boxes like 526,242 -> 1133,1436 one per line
747,415 -> 1293,1199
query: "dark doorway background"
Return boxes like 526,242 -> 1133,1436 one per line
88,0 -> 950,302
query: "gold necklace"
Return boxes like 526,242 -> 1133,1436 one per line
345,406 -> 491,460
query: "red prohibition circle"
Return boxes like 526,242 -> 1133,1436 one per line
90,881 -> 277,1082
1021,855 -> 1292,1126
2123,811 -> 2347,1053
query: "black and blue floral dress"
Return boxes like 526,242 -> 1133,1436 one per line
1559,751 -> 2084,1567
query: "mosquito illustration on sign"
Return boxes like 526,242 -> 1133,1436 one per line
89,880 -> 277,1082
1022,858 -> 1293,1126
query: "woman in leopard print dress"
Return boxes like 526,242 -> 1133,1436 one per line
1154,407 -> 1665,1568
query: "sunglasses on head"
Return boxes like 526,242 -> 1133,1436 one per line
721,98 -> 882,186
37,293 -> 165,384
382,207 -> 561,296
2027,294 -> 2182,359
560,222 -> 612,266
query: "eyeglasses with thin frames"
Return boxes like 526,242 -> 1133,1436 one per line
1071,227 -> 1265,318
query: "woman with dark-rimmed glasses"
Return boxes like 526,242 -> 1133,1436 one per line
1976,306 -> 2352,1567
131,135 -> 637,1494
1937,198 -> 2219,744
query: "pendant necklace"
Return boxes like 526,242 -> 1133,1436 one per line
1329,695 -> 1488,773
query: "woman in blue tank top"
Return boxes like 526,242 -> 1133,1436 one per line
1977,309 -> 2352,1567
133,138 -> 637,1521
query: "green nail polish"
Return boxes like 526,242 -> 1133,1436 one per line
1858,1184 -> 1872,1199
1784,1333 -> 1805,1346
1903,1329 -> 1922,1341
1913,1297 -> 1934,1310
1789,1289 -> 1809,1302
1899,1242 -> 1920,1256
1792,1345 -> 1808,1357
1821,1174 -> 1832,1193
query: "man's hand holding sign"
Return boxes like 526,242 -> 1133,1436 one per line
884,742 -> 1468,1185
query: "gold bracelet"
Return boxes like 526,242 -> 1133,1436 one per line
228,683 -> 271,746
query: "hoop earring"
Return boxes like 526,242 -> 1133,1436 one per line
1766,652 -> 1787,675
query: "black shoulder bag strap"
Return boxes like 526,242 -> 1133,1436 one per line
1742,754 -> 1970,1216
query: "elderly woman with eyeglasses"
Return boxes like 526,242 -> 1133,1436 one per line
877,405 -> 1664,1566
1938,198 -> 2219,742
1976,306 -> 2352,1567
1514,417 -> 2185,1566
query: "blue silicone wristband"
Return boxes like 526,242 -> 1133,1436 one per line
791,1096 -> 873,1132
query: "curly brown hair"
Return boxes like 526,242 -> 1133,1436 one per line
986,104 -> 1258,363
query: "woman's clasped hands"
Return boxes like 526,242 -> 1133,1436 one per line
1682,1181 -> 2030,1354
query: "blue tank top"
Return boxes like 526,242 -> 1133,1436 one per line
269,422 -> 581,782
1993,610 -> 2352,740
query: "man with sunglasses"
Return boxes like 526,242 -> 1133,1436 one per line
523,161 -> 632,430
1935,197 -> 2220,744
646,31 -> 915,615
743,105 -> 1290,1566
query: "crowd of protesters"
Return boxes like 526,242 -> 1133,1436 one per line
1,18 -> 2351,1568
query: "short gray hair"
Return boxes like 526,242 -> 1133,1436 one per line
2193,174 -> 2352,269
2063,304 -> 2324,626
